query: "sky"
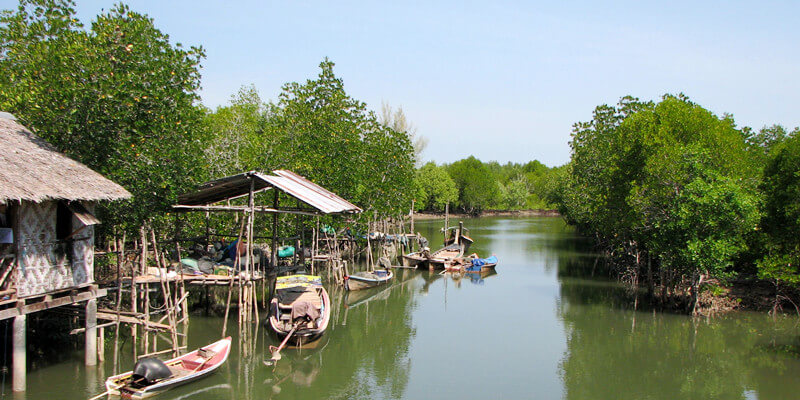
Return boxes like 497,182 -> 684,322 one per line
58,0 -> 800,166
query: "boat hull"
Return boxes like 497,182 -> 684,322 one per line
267,278 -> 330,346
105,337 -> 232,399
345,270 -> 394,291
401,253 -> 427,268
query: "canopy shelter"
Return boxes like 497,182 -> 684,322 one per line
173,170 -> 361,275
173,170 -> 361,216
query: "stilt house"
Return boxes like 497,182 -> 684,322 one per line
0,111 -> 130,306
0,112 -> 131,391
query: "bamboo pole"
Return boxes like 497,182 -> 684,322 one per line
131,238 -> 138,360
113,232 -> 125,374
222,217 -> 246,338
151,229 -> 178,356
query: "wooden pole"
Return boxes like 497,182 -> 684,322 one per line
113,232 -> 125,374
410,200 -> 415,235
12,315 -> 25,392
271,189 -> 279,269
131,238 -> 138,360
151,229 -> 178,356
85,298 -> 97,366
222,217 -> 246,338
444,203 -> 449,241
246,178 -> 255,322
98,326 -> 105,363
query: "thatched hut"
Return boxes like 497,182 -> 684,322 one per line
0,113 -> 130,298
0,112 -> 130,391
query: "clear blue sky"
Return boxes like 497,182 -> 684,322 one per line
64,0 -> 800,166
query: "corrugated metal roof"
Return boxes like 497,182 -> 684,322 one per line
262,170 -> 362,214
176,170 -> 361,215
176,171 -> 271,206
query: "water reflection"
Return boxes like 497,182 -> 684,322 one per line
7,217 -> 800,400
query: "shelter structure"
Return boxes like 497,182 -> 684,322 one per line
0,113 -> 131,391
173,170 -> 361,326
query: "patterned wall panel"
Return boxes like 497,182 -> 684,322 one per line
14,201 -> 94,298
70,202 -> 95,286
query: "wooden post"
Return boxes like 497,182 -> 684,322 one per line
410,199 -> 415,235
98,326 -> 105,363
12,314 -> 25,392
222,217 -> 246,338
85,298 -> 97,366
444,203 -> 450,241
271,189 -> 279,268
246,178 -> 255,322
131,239 -> 138,360
113,233 -> 125,373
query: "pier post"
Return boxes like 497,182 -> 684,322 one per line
85,298 -> 97,366
98,326 -> 105,363
12,315 -> 25,392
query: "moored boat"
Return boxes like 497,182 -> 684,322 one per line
401,251 -> 429,268
464,255 -> 498,273
443,221 -> 473,253
428,243 -> 464,270
345,269 -> 394,291
105,337 -> 232,399
267,275 -> 330,346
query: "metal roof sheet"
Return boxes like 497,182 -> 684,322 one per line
175,170 -> 361,215
262,170 -> 362,214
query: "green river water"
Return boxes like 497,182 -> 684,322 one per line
8,217 -> 800,399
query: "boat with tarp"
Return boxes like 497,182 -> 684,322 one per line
267,275 -> 330,346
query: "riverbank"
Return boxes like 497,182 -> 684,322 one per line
413,209 -> 560,220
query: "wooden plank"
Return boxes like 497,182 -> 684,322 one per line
95,311 -> 171,331
0,288 -> 107,321
70,321 -> 116,335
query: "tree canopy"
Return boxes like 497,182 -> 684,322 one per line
559,94 -> 762,306
0,0 -> 205,230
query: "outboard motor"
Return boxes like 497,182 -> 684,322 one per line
131,358 -> 172,387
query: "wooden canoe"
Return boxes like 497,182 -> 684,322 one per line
345,269 -> 394,291
267,275 -> 330,346
401,252 -> 428,268
105,337 -> 232,399
428,244 -> 464,270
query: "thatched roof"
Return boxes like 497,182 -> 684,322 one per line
0,115 -> 131,204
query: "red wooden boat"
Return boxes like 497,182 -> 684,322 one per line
105,337 -> 231,399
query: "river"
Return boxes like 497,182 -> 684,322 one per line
9,217 -> 800,399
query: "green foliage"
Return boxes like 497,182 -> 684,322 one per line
446,156 -> 499,214
561,94 -> 761,291
412,162 -> 457,212
0,0 -> 206,232
261,59 -> 415,219
201,85 -> 269,177
757,131 -> 800,285
503,177 -> 528,209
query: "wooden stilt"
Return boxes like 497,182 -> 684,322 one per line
98,326 -> 105,363
85,298 -> 97,366
131,238 -> 139,360
222,218 -> 246,337
12,315 -> 25,392
113,233 -> 125,374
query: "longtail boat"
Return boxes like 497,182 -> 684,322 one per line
345,269 -> 394,291
267,275 -> 330,346
105,337 -> 232,399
